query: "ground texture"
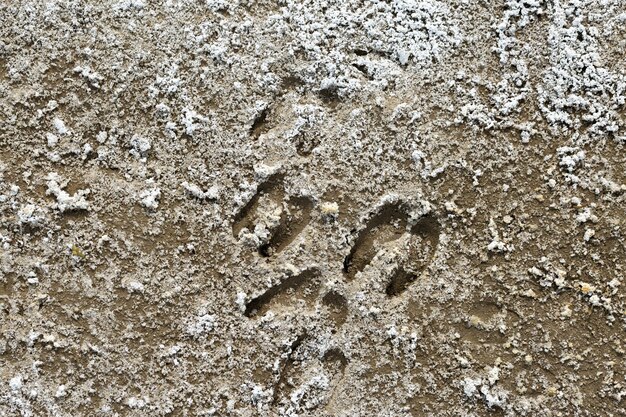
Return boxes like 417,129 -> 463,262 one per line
1,1 -> 626,416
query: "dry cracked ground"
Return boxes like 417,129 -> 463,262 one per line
1,1 -> 626,416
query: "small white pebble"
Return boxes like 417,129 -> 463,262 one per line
320,201 -> 339,217
9,375 -> 22,391
140,188 -> 161,210
53,118 -> 69,135
46,132 -> 58,147
561,305 -> 572,318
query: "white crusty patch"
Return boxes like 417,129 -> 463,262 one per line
181,181 -> 219,200
130,135 -> 151,159
140,187 -> 161,210
17,204 -> 45,227
45,173 -> 90,212
52,117 -> 69,135
185,305 -> 217,337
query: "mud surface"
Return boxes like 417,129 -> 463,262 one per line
1,1 -> 625,416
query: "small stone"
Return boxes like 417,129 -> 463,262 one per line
320,202 -> 339,217
560,305 -> 572,318
580,282 -> 593,294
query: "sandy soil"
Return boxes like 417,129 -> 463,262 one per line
1,1 -> 625,416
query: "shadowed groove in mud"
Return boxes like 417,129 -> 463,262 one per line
272,333 -> 307,405
244,269 -> 320,318
322,347 -> 348,371
343,202 -> 441,294
232,173 -> 313,256
386,214 -> 440,296
258,195 -> 314,257
250,106 -> 270,139
322,290 -> 349,328
386,268 -> 417,297
320,346 -> 350,413
343,203 -> 408,280
232,173 -> 284,238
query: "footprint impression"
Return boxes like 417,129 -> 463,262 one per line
243,268 -> 349,411
344,201 -> 440,296
232,173 -> 314,257
236,187 -> 440,412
